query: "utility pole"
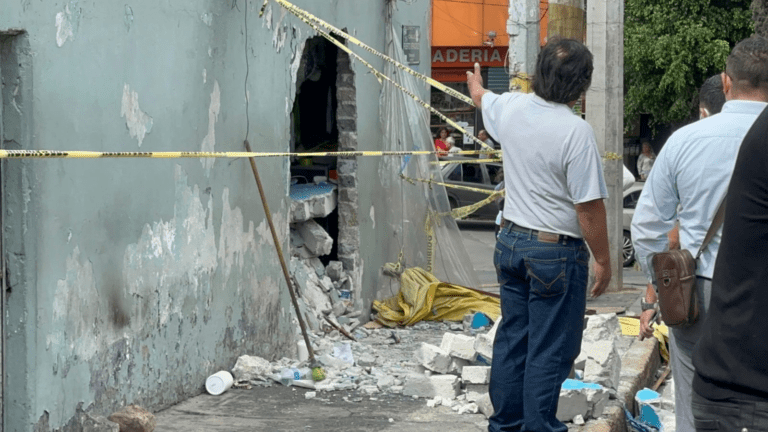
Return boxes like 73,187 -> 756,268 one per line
507,0 -> 539,92
586,0 -> 624,292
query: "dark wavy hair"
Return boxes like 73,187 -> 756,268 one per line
726,36 -> 768,95
699,75 -> 725,114
533,38 -> 593,104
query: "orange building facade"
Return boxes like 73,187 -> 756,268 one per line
430,0 -> 549,145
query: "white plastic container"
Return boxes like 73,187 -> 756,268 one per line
297,340 -> 309,362
205,371 -> 234,395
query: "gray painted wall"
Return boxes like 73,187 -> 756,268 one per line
0,0 -> 431,430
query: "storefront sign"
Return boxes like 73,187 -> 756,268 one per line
431,46 -> 508,68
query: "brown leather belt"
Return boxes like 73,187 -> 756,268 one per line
503,220 -> 573,244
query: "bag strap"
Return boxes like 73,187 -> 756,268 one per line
695,195 -> 727,260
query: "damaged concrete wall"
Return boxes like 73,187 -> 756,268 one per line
0,0 -> 431,430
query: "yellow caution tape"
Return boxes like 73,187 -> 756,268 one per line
0,149 -> 495,159
448,189 -> 504,220
400,174 -> 499,195
435,158 -> 502,165
280,5 -> 493,151
264,0 -> 475,108
425,212 -> 436,273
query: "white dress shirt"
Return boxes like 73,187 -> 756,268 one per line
631,100 -> 768,279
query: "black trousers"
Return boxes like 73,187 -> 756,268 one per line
692,390 -> 768,431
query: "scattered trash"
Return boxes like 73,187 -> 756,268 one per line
280,367 -> 311,386
332,343 -> 354,364
205,371 -> 234,396
470,312 -> 490,329
635,388 -> 663,430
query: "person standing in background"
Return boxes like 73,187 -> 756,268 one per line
637,141 -> 655,181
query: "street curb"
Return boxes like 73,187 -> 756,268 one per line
583,337 -> 661,432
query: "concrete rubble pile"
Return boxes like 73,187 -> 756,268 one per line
228,296 -> 625,426
289,216 -> 360,335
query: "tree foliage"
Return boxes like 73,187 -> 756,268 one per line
624,0 -> 753,132
754,0 -> 768,37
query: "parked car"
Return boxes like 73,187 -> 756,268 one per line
622,182 -> 644,267
440,158 -> 503,220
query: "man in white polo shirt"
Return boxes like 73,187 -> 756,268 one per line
467,38 -> 611,432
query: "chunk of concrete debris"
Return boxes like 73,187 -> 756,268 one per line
305,391 -> 317,399
449,357 -> 470,375
440,333 -> 477,361
573,414 -> 585,425
456,402 -> 479,415
556,389 -> 589,422
582,340 -> 621,390
108,405 -> 156,432
296,219 -> 333,257
326,261 -> 344,281
414,343 -> 452,374
464,384 -> 489,402
473,319 -> 500,360
582,313 -> 621,343
462,366 -> 491,385
231,355 -> 271,382
557,379 -> 608,421
403,374 -> 461,399
476,393 -> 494,419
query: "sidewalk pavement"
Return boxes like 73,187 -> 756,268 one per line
153,268 -> 654,431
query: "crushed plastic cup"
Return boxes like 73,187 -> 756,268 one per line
205,371 -> 234,395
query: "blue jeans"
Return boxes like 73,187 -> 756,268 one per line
692,391 -> 768,431
488,224 -> 589,432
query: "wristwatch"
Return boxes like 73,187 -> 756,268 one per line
641,300 -> 658,311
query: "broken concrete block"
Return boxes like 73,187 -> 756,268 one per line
414,343 -> 452,374
462,366 -> 491,385
231,355 -> 271,382
473,318 -> 500,360
307,257 -> 326,278
318,276 -> 334,293
108,405 -> 156,432
430,375 -> 462,400
582,313 -> 621,343
586,387 -> 609,418
356,353 -> 376,367
556,389 -> 589,422
296,219 -> 333,257
402,374 -> 461,399
377,375 -> 396,391
449,357 -> 470,375
476,393 -> 494,419
301,279 -> 332,315
440,333 -> 477,361
326,261 -> 344,281
464,384 -> 489,402
582,340 -> 621,390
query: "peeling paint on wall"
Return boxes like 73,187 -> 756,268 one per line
124,5 -> 134,32
272,8 -> 288,52
218,188 -> 255,287
261,3 -> 272,29
200,80 -> 220,175
55,1 -> 81,47
49,246 -> 106,360
203,68 -> 207,84
201,12 -> 212,26
120,84 -> 154,147
370,206 -> 375,230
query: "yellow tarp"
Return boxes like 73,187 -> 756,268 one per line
373,267 -> 501,327
619,316 -> 670,363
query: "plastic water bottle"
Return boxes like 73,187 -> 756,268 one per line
280,367 -> 310,386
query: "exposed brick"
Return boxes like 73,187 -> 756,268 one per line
338,101 -> 357,118
338,173 -> 357,188
337,118 -> 357,132
339,131 -> 358,151
337,88 -> 356,103
337,158 -> 358,175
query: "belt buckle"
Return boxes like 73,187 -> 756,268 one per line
537,231 -> 560,243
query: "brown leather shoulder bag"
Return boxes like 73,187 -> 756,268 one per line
651,198 -> 726,328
